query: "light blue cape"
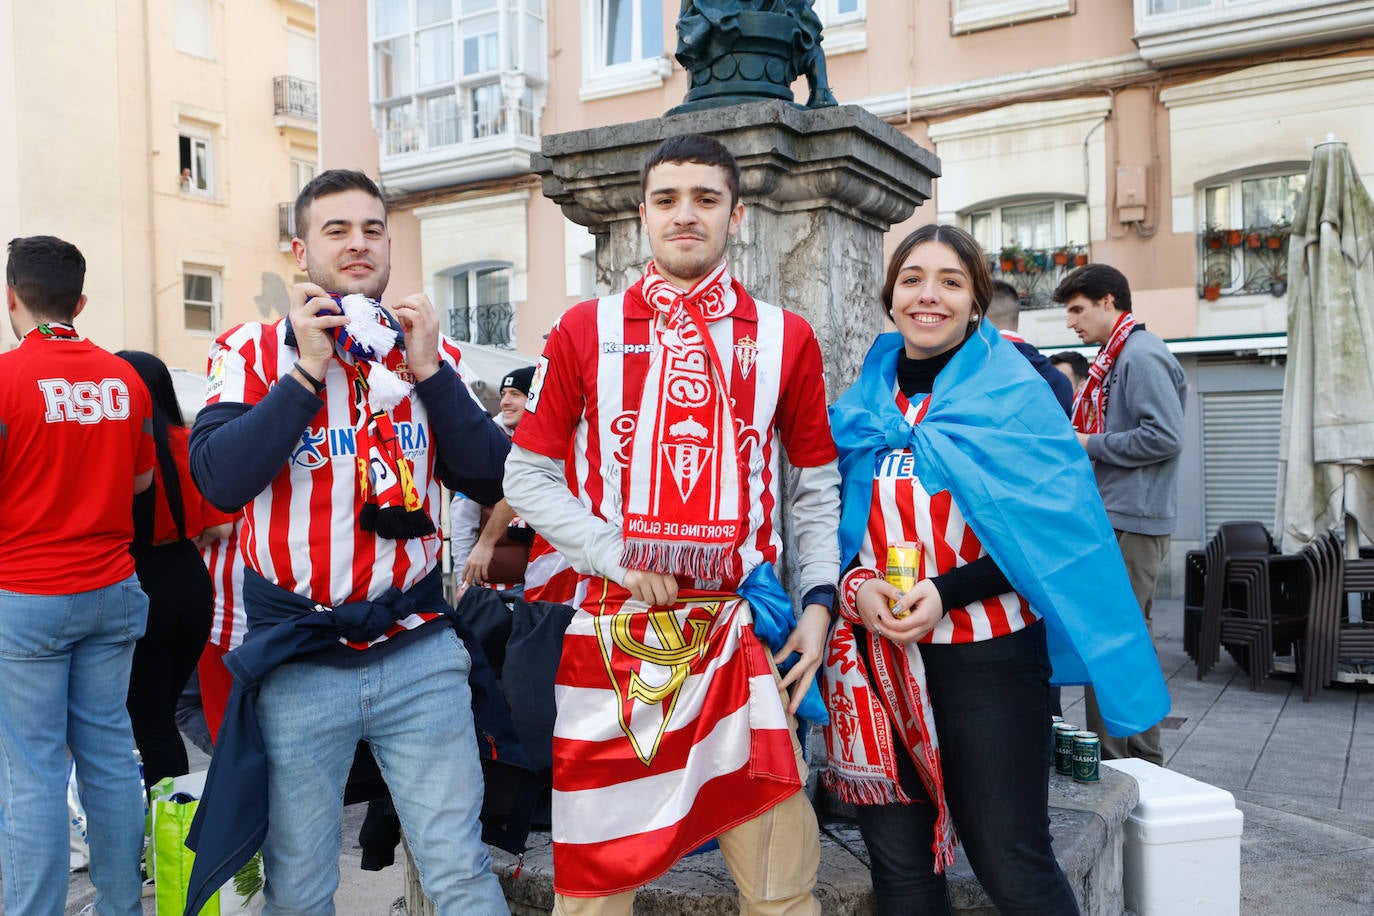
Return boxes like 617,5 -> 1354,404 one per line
829,327 -> 1169,737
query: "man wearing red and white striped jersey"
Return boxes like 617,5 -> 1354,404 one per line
505,134 -> 841,913
189,170 -> 510,913
196,522 -> 243,742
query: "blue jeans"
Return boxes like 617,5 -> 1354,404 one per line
0,576 -> 149,916
854,622 -> 1079,916
256,626 -> 506,915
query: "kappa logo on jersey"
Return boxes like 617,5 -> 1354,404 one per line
291,421 -> 431,469
601,342 -> 655,355
37,378 -> 132,424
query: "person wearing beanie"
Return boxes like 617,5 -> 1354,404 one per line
451,363 -> 538,592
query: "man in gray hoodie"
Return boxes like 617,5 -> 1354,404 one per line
1055,263 -> 1185,766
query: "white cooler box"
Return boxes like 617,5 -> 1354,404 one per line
1103,758 -> 1244,916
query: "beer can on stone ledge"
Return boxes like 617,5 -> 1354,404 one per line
1072,731 -> 1101,783
1053,722 -> 1078,776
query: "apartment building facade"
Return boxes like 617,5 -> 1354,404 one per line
319,0 -> 1374,590
0,0 -> 318,373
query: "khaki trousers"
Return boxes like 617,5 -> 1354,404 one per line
552,662 -> 821,916
1084,529 -> 1169,766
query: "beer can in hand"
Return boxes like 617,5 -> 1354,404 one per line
885,543 -> 921,619
1072,731 -> 1101,783
1054,722 -> 1078,776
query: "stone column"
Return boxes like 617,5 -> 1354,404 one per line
532,99 -> 940,395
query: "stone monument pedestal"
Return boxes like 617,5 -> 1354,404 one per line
532,99 -> 939,394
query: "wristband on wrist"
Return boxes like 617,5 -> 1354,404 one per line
295,363 -> 325,394
840,567 -> 881,616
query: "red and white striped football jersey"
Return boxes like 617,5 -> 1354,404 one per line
203,524 -> 246,651
514,284 -> 836,588
204,320 -> 466,646
849,389 -> 1039,643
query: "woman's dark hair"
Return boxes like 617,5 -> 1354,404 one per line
116,350 -> 187,541
881,224 -> 993,329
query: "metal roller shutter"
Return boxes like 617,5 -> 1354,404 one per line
1202,390 -> 1283,539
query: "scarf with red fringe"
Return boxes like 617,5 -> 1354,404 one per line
620,261 -> 743,583
822,581 -> 956,872
1072,311 -> 1139,434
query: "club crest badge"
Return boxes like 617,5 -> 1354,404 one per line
733,335 -> 759,380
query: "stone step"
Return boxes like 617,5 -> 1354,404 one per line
404,766 -> 1137,915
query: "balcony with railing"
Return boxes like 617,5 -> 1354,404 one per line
988,245 -> 1091,309
1198,224 -> 1292,300
274,76 -> 318,129
277,203 -> 295,250
448,301 -> 515,349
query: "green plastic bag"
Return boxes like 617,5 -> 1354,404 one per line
147,772 -> 264,916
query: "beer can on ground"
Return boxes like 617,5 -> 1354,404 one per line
1072,731 -> 1101,783
885,543 -> 922,618
1053,722 -> 1078,776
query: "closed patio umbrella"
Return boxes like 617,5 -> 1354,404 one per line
1275,139 -> 1374,554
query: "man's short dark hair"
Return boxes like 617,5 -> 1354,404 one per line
640,134 -> 741,207
7,236 -> 86,322
1052,263 -> 1132,313
986,279 -> 1021,331
1049,351 -> 1090,383
293,169 -> 386,239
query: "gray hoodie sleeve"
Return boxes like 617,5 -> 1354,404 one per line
788,460 -> 842,594
1084,334 -> 1186,469
503,443 -> 630,585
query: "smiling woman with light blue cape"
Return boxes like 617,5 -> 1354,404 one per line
830,324 -> 1169,737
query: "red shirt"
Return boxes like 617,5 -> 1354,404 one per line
514,283 -> 836,586
0,331 -> 155,593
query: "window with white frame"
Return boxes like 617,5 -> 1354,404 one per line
290,158 -> 317,197
175,0 -> 212,58
952,0 -> 1075,35
445,261 -> 515,348
581,0 -> 669,99
371,0 -> 546,158
814,0 -> 865,55
1198,170 -> 1304,297
183,268 -> 220,333
966,198 -> 1089,307
178,131 -> 213,196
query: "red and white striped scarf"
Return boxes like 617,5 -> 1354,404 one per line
821,390 -> 955,873
823,614 -> 954,871
1072,311 -> 1138,434
620,261 -> 743,583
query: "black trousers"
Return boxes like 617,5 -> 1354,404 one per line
854,621 -> 1080,916
127,539 -> 212,788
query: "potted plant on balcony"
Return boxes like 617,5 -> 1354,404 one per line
1202,224 -> 1226,250
999,243 -> 1023,273
1073,245 -> 1089,267
1201,263 -> 1227,301
1245,226 -> 1263,249
1226,227 -> 1243,247
1266,217 -> 1291,250
1269,271 -> 1287,297
1052,245 -> 1072,266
